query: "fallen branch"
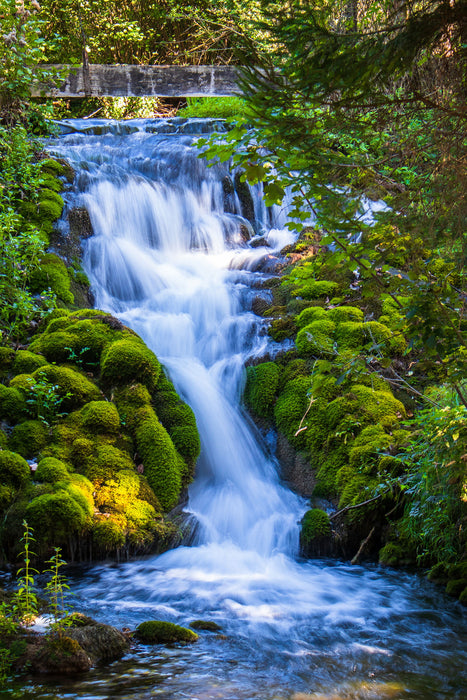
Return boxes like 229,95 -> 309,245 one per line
351,526 -> 375,565
329,492 -> 384,520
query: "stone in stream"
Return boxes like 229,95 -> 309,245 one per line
135,620 -> 198,644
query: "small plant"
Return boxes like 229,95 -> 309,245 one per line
64,345 -> 92,368
44,547 -> 73,637
24,374 -> 70,425
12,520 -> 38,624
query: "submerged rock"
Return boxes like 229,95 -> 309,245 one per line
189,619 -> 222,632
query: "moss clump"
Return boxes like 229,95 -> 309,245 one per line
35,457 -> 70,483
0,450 -> 31,488
101,339 -> 161,391
459,588 -> 467,605
301,509 -> 331,545
32,365 -> 101,411
328,306 -> 364,323
78,443 -> 135,483
80,401 -> 121,435
25,489 -> 89,543
125,499 -> 158,546
363,321 -> 407,355
334,321 -> 364,352
0,347 -> 15,374
244,362 -> 280,419
445,579 -> 467,597
0,384 -> 27,423
379,543 -> 406,567
295,306 -> 327,329
29,253 -> 73,305
12,350 -> 47,375
9,420 -> 48,458
274,375 -> 311,446
134,406 -> 183,511
135,620 -> 198,644
296,319 -> 336,355
350,385 -> 406,424
94,469 -> 140,512
92,514 -> 126,551
189,620 -> 222,631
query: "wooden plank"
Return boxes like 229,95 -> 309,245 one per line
31,64 -> 241,98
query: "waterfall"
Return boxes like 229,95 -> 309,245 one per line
36,119 -> 467,700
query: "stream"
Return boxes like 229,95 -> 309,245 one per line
4,118 -> 465,700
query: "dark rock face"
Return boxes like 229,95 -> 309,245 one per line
276,432 -> 316,497
66,622 -> 129,663
68,207 -> 94,239
234,171 -> 255,223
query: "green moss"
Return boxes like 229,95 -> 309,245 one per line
328,306 -> 364,323
135,406 -> 182,512
38,171 -> 63,193
32,365 -> 101,411
8,373 -> 35,392
29,253 -> 74,305
189,619 -> 222,632
301,508 -> 331,545
0,428 -> 7,448
9,420 -> 48,458
92,514 -> 126,551
12,350 -> 47,375
274,376 -> 311,445
0,347 -> 15,374
101,339 -> 161,391
80,401 -> 121,435
25,489 -> 88,543
459,588 -> 467,605
349,424 -> 393,470
243,362 -> 280,419
315,446 -> 349,495
80,444 -> 135,483
334,321 -> 364,352
350,385 -> 406,424
445,579 -> 467,597
0,450 -> 31,488
95,469 -> 140,511
293,278 -> 339,300
338,474 -> 379,520
169,425 -> 200,470
40,158 -> 68,178
61,482 -> 93,520
35,457 -> 70,483
135,620 -> 198,644
379,543 -> 406,567
125,498 -> 158,546
296,319 -> 336,355
295,306 -> 327,329
363,321 -> 407,355
0,384 -> 27,422
427,562 -> 449,582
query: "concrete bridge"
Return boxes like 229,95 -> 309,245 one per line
32,64 -> 241,99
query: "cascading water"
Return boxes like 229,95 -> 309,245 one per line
23,117 -> 466,700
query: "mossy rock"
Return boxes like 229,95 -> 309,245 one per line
125,498 -> 158,546
101,339 -> 161,391
0,450 -> 31,488
447,562 -> 467,579
445,578 -> 467,598
294,279 -> 339,300
134,406 -> 183,511
32,365 -> 101,411
244,362 -> 280,419
328,306 -> 364,323
12,350 -> 47,375
66,623 -> 129,664
38,171 -> 64,193
92,514 -> 127,551
295,306 -> 327,329
80,401 -> 121,435
349,424 -> 393,470
8,420 -> 48,459
35,457 -> 70,483
363,321 -> 407,355
169,425 -> 200,470
274,376 -> 311,446
80,443 -> 135,483
29,253 -> 73,305
334,321 -> 364,352
189,620 -> 222,632
350,385 -> 406,424
459,587 -> 467,605
0,384 -> 27,423
0,347 -> 15,374
25,489 -> 89,543
296,319 -> 336,355
379,543 -> 406,567
301,509 -> 331,545
94,468 -> 140,512
268,316 -> 297,342
135,620 -> 198,644
427,561 -> 449,583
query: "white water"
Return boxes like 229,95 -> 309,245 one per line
41,119 -> 467,700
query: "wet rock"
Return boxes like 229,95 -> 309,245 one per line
25,634 -> 92,674
251,296 -> 271,317
249,236 -> 269,248
68,207 -> 94,239
276,432 -> 316,497
234,170 -> 255,223
66,622 -> 129,663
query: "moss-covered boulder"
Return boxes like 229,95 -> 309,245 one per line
35,457 -> 70,483
31,365 -> 101,411
244,362 -> 280,419
12,350 -> 47,375
25,489 -> 90,543
135,620 -> 198,644
29,253 -> 73,305
80,401 -> 121,435
0,384 -> 27,423
301,508 -> 331,546
101,339 -> 161,391
134,407 -> 183,511
8,420 -> 49,458
66,623 -> 129,664
0,450 -> 31,488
